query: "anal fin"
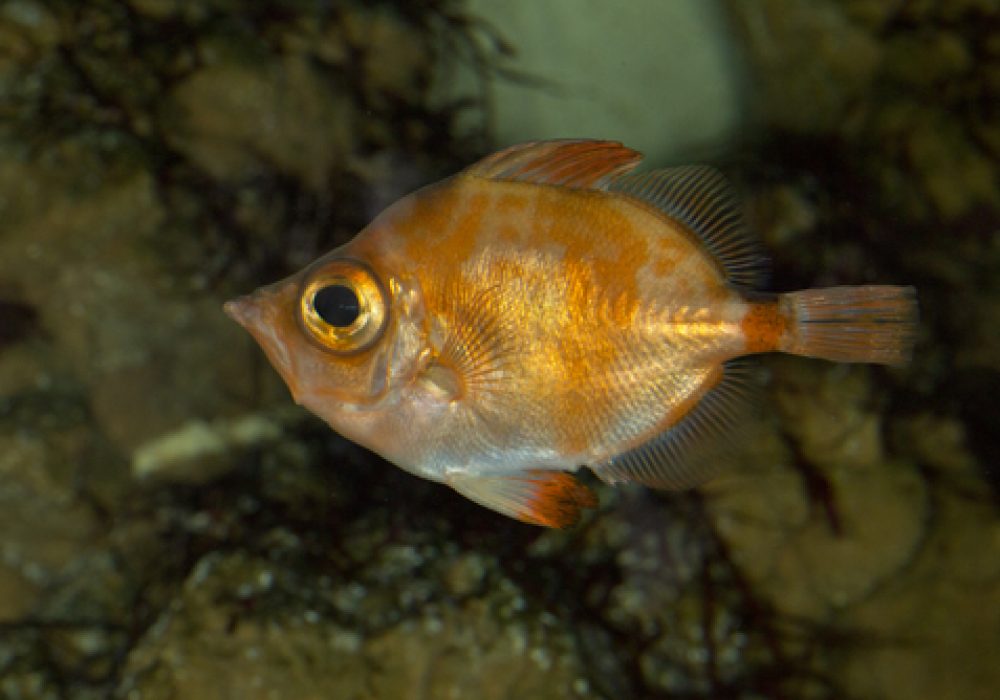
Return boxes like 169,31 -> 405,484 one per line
448,470 -> 597,528
595,360 -> 759,490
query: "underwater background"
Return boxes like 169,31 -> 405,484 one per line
0,1 -> 996,698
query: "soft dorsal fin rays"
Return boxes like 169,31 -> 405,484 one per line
594,360 -> 759,490
609,167 -> 769,289
447,470 -> 598,528
463,139 -> 642,189
464,140 -> 768,289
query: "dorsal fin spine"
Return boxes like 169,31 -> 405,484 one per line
463,139 -> 642,189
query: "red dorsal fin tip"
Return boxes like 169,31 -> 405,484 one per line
463,139 -> 642,190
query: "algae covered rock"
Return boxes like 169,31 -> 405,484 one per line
116,549 -> 588,700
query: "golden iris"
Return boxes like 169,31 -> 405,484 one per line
299,259 -> 388,354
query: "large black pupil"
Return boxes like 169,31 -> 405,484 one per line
313,284 -> 360,328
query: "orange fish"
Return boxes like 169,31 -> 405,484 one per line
224,140 -> 917,528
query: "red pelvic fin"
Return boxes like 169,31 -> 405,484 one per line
448,470 -> 598,528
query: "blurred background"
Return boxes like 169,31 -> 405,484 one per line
0,1 -> 996,698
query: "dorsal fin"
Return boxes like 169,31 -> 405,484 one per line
463,139 -> 642,189
609,166 -> 769,289
594,360 -> 759,490
466,141 -> 767,287
448,470 -> 598,528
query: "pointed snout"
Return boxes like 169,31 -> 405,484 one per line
223,295 -> 259,330
223,289 -> 302,403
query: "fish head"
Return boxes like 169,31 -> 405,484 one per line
224,239 -> 429,442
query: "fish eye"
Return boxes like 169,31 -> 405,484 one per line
313,284 -> 360,328
299,259 -> 388,354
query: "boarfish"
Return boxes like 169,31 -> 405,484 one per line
224,140 -> 917,528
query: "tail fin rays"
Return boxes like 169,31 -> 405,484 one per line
780,286 -> 918,366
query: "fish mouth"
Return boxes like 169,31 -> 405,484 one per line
222,295 -> 256,328
223,292 -> 302,403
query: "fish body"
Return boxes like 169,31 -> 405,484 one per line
225,140 -> 916,527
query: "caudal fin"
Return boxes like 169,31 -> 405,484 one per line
780,286 -> 918,366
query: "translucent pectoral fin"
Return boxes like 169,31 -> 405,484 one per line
447,470 -> 597,528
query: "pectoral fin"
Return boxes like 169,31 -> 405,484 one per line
447,470 -> 597,528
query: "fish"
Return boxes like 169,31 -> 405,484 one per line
224,140 -> 917,528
